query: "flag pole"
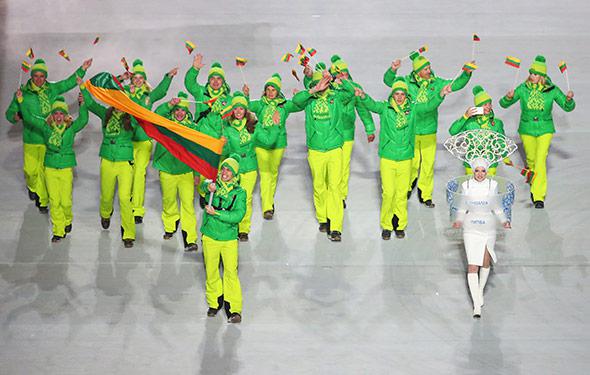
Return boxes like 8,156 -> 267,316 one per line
238,66 -> 248,86
471,42 -> 476,62
565,70 -> 571,92
512,68 -> 520,90
18,69 -> 23,88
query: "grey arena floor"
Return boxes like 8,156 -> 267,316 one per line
0,1 -> 589,374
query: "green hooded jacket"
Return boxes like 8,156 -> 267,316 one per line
222,117 -> 275,173
21,100 -> 89,169
361,91 -> 443,161
291,80 -> 356,152
199,177 -> 247,241
5,66 -> 87,144
125,73 -> 173,141
151,102 -> 197,175
248,95 -> 303,150
383,68 -> 472,135
499,79 -> 575,136
83,89 -> 136,162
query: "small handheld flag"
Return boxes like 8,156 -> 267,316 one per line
417,45 -> 428,54
307,48 -> 317,57
220,105 -> 233,119
401,45 -> 427,62
462,62 -> 478,72
298,55 -> 310,66
281,53 -> 294,63
26,48 -> 34,59
472,34 -> 480,42
291,69 -> 300,82
93,36 -> 100,45
185,40 -> 196,55
235,56 -> 248,67
121,57 -> 130,72
21,60 -> 31,73
520,167 -> 535,184
504,56 -> 521,69
203,96 -> 219,107
58,49 -> 71,61
471,34 -> 480,60
558,60 -> 570,91
295,43 -> 306,56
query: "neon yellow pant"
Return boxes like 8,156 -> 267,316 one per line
100,158 -> 135,240
202,235 -> 242,313
23,143 -> 48,206
340,140 -> 354,200
521,133 -> 553,201
255,147 -> 285,213
410,134 -> 437,201
45,167 -> 73,237
465,167 -> 497,176
238,170 -> 257,234
380,158 -> 412,231
131,140 -> 152,218
308,148 -> 344,232
160,171 -> 197,243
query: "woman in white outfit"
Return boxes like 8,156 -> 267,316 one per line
452,158 -> 511,318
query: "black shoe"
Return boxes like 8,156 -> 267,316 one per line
185,243 -> 198,252
101,217 -> 111,229
395,230 -> 405,239
263,210 -> 274,220
199,195 -> 206,209
27,189 -> 38,201
381,230 -> 392,240
51,235 -> 64,243
228,312 -> 242,324
207,307 -> 219,317
318,222 -> 329,233
38,206 -> 48,214
238,233 -> 249,242
424,200 -> 435,208
123,239 -> 134,248
392,215 -> 399,231
329,231 -> 342,242
134,216 -> 143,224
534,201 -> 544,209
163,232 -> 174,240
343,200 -> 347,209
65,224 -> 72,233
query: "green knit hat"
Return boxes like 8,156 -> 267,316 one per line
391,77 -> 408,94
411,53 -> 430,73
173,91 -> 190,112
208,62 -> 226,80
529,55 -> 547,76
132,59 -> 147,79
264,73 -> 282,92
220,154 -> 241,176
31,58 -> 48,77
51,96 -> 69,115
314,62 -> 327,72
231,91 -> 248,109
329,54 -> 349,75
473,85 -> 492,107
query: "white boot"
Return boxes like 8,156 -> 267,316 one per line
479,267 -> 490,307
467,273 -> 481,318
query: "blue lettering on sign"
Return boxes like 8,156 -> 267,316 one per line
468,200 -> 489,206
470,219 -> 486,225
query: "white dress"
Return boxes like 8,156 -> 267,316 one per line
456,178 -> 507,266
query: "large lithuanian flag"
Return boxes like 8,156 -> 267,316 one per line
85,72 -> 223,179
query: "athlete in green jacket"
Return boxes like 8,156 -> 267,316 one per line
499,55 -> 575,208
357,77 -> 449,239
17,82 -> 89,242
450,85 -> 509,175
245,73 -> 304,219
383,52 -> 473,206
5,57 -> 92,211
291,68 -> 356,241
152,92 -> 199,251
82,87 -> 136,247
122,59 -> 179,223
201,155 -> 247,323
